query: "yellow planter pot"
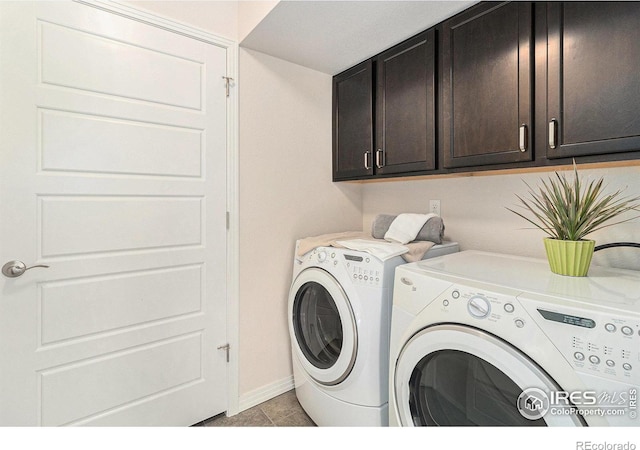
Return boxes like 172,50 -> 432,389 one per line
543,238 -> 595,277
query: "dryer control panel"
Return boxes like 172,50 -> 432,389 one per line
429,282 -> 639,386
436,286 -> 526,327
519,294 -> 639,387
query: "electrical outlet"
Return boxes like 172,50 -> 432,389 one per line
429,200 -> 441,216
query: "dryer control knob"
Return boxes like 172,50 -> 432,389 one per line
317,251 -> 327,262
467,296 -> 491,319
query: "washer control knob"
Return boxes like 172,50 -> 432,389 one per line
605,323 -> 617,333
514,318 -> 525,328
504,303 -> 515,313
467,296 -> 491,319
606,360 -> 615,367
589,355 -> 601,365
317,251 -> 327,262
623,363 -> 632,371
574,352 -> 585,361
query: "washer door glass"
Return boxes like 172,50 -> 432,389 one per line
409,350 -> 544,426
293,281 -> 343,369
288,267 -> 357,386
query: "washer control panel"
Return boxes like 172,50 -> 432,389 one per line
345,254 -> 382,286
305,248 -> 384,286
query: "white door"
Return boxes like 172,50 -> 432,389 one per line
0,2 -> 229,426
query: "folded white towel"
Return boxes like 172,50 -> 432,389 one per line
384,213 -> 437,244
335,239 -> 408,261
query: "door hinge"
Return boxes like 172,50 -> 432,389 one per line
222,76 -> 234,97
217,343 -> 230,362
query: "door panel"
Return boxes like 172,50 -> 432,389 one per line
547,2 -> 640,158
40,333 -> 203,426
40,109 -> 203,178
441,2 -> 533,168
40,20 -> 203,109
39,196 -> 202,257
332,60 -> 374,180
376,30 -> 435,175
39,265 -> 202,345
0,2 -> 228,426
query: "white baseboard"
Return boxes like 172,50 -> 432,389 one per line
237,375 -> 295,414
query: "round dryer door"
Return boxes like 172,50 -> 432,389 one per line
288,268 -> 357,385
394,324 -> 585,426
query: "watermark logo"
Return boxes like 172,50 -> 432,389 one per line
517,387 -> 637,420
517,387 -> 550,420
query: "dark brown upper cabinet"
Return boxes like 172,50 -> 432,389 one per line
332,30 -> 436,181
375,29 -> 436,176
332,60 -> 374,180
441,2 -> 534,169
546,2 -> 640,159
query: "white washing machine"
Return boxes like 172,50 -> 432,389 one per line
389,251 -> 640,427
288,240 -> 459,426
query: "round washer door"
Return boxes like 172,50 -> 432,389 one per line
288,267 -> 357,385
394,324 -> 585,426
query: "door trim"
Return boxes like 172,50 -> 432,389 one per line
76,0 -> 240,417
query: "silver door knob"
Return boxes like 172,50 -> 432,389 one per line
2,260 -> 50,278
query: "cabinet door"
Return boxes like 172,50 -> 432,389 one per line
332,60 -> 374,180
547,2 -> 640,159
375,30 -> 436,175
441,2 -> 533,169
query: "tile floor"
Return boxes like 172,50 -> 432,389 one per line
198,389 -> 316,427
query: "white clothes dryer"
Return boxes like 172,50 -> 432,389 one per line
389,251 -> 640,427
288,241 -> 459,426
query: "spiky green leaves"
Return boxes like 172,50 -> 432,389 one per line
507,163 -> 640,241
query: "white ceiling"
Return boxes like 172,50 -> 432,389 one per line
240,0 -> 477,75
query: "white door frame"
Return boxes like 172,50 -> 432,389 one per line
77,0 -> 240,417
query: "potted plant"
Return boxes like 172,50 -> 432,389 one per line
507,163 -> 640,276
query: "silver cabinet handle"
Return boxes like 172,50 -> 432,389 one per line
549,118 -> 557,149
519,124 -> 528,152
375,149 -> 385,168
364,151 -> 371,170
2,260 -> 50,278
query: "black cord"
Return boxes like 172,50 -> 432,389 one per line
593,242 -> 640,252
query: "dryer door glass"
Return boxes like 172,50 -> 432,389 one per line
408,349 -> 546,426
292,282 -> 342,369
394,324 -> 585,426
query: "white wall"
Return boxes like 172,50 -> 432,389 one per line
124,0 -> 279,42
362,164 -> 640,271
238,0 -> 279,42
121,1 -> 238,40
239,48 -> 362,396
